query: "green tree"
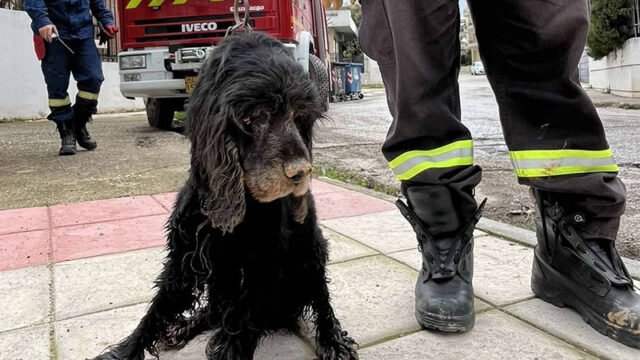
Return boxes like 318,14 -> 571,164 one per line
587,0 -> 634,60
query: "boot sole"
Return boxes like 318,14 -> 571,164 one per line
416,308 -> 475,333
77,142 -> 97,150
531,254 -> 640,349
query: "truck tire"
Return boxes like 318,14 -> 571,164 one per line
309,54 -> 330,112
145,98 -> 183,130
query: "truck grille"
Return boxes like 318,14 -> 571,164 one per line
133,14 -> 264,43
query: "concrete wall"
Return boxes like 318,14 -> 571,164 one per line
362,56 -> 383,86
589,38 -> 640,98
0,9 -> 143,120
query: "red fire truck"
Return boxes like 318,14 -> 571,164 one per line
116,0 -> 331,129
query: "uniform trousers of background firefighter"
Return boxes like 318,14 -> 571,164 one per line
359,0 -> 639,348
42,37 -> 103,154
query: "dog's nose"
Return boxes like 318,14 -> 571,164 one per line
285,161 -> 312,183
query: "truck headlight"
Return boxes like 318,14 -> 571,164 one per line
120,55 -> 146,70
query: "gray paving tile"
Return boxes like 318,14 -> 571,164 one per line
55,247 -> 164,320
55,303 -> 147,359
505,298 -> 640,360
0,324 -> 50,360
321,226 -> 378,263
0,265 -> 50,332
57,303 -> 314,360
322,210 -> 488,255
358,310 -> 597,360
473,236 -> 534,306
322,210 -> 416,253
326,256 -> 422,346
157,332 -> 314,360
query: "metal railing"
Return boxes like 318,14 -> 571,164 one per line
97,0 -> 120,61
0,0 -> 23,10
633,0 -> 640,37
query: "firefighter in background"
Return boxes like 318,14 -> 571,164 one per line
25,0 -> 119,155
360,0 -> 639,348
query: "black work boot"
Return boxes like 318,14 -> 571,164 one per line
397,185 -> 486,332
73,113 -> 97,150
531,189 -> 640,348
57,122 -> 77,156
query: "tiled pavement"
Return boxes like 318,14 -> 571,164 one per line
1,179 -> 639,359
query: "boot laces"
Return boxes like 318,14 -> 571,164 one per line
398,197 -> 487,281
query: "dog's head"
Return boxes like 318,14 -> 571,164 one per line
186,32 -> 323,233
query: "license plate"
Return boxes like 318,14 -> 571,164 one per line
185,76 -> 198,94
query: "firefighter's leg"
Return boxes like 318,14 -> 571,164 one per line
468,0 -> 639,348
41,40 -> 76,155
360,0 -> 483,333
70,38 -> 103,150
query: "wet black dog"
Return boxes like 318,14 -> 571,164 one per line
91,32 -> 358,360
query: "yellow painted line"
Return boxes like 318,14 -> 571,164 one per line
148,0 -> 165,7
173,0 -> 188,4
125,0 -> 142,9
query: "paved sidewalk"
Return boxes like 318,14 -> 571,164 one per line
1,179 -> 639,359
585,88 -> 640,109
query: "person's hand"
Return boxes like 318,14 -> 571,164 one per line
38,24 -> 57,43
104,24 -> 119,38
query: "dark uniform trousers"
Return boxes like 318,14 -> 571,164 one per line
359,0 -> 626,241
42,37 -> 104,126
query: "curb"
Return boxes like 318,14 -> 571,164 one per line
317,177 -> 640,282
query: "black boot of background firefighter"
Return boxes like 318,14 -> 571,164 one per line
397,179 -> 486,332
57,121 -> 76,156
531,189 -> 640,348
73,109 -> 97,150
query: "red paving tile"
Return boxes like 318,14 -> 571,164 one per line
49,196 -> 167,228
52,214 -> 169,262
0,182 -> 393,268
0,230 -> 50,271
152,192 -> 178,212
314,191 -> 395,221
0,207 -> 49,235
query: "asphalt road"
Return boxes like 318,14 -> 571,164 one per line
1,74 -> 638,258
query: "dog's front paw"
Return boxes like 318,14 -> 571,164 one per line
159,323 -> 191,350
316,331 -> 359,360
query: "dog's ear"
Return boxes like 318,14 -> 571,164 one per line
201,120 -> 246,233
187,75 -> 246,234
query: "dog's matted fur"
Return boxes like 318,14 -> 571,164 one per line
91,32 -> 358,360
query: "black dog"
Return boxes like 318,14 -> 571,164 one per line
91,32 -> 358,360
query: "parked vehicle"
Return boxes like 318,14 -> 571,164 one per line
117,0 -> 331,129
470,61 -> 485,75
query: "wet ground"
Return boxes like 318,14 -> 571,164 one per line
1,74 -> 639,258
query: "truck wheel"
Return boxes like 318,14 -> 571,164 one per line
145,98 -> 183,130
309,54 -> 330,112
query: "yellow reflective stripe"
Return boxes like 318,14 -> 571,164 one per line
149,0 -> 165,6
49,97 -> 71,107
510,148 -> 614,160
389,140 -> 473,168
510,148 -> 618,178
173,0 -> 188,4
395,157 -> 474,181
77,91 -> 99,100
514,165 -> 619,178
126,0 -> 142,9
